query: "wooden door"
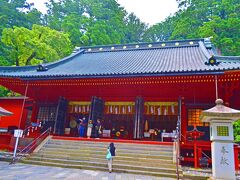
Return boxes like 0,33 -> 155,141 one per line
54,97 -> 68,135
134,97 -> 144,139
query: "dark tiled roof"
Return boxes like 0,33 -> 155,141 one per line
0,38 -> 239,80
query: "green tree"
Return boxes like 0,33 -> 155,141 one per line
45,0 -> 147,46
0,0 -> 42,33
233,120 -> 240,142
144,0 -> 240,55
124,13 -> 147,43
143,15 -> 177,42
1,25 -> 73,66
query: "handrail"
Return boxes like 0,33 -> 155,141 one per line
175,118 -> 181,180
10,127 -> 51,164
199,148 -> 211,160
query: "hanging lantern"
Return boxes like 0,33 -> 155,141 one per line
110,106 -> 113,113
82,106 -> 86,112
87,105 -> 90,112
79,106 -> 82,113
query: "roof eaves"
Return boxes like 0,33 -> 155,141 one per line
17,70 -> 225,81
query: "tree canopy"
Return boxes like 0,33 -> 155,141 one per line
2,25 -> 72,66
144,0 -> 240,55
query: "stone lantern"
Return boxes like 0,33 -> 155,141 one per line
200,99 -> 240,180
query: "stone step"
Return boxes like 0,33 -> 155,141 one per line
38,148 -> 173,160
22,159 -> 182,179
34,151 -> 174,164
42,144 -> 173,156
32,153 -> 176,168
44,142 -> 173,152
24,138 -> 182,178
23,157 -> 180,175
48,139 -> 173,149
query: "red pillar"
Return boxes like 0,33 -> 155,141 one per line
193,140 -> 198,168
197,147 -> 202,168
234,146 -> 239,171
31,101 -> 38,123
181,98 -> 187,143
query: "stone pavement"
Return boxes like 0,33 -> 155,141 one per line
0,161 -> 175,180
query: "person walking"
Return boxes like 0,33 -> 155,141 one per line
106,142 -> 116,173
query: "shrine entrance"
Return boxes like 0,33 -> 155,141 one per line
103,101 -> 135,139
142,102 -> 179,141
65,97 -> 179,141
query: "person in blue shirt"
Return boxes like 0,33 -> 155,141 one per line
106,142 -> 116,173
79,117 -> 87,137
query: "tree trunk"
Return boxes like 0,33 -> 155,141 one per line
25,52 -> 36,65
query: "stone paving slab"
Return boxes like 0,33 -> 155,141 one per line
0,161 -> 175,180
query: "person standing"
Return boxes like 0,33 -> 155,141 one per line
79,117 -> 87,137
95,119 -> 102,138
87,120 -> 93,138
78,118 -> 83,137
106,142 -> 116,173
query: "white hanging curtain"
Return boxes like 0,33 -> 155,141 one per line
115,106 -> 118,114
74,105 -> 78,113
157,106 -> 161,115
150,106 -> 154,114
128,105 -> 131,113
122,106 -> 126,114
171,105 -> 175,114
164,107 -> 167,115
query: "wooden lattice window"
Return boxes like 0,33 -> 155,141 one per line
188,109 -> 209,126
37,106 -> 56,122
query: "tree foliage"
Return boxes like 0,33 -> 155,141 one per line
1,25 -> 73,66
233,120 -> 240,143
144,0 -> 240,56
45,0 -> 146,46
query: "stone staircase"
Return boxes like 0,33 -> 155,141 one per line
22,137 -> 182,178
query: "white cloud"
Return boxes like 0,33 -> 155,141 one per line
28,0 -> 178,25
117,0 -> 178,25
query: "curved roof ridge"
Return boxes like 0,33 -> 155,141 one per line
215,55 -> 240,62
198,41 -> 212,60
0,50 -> 85,72
81,38 -> 204,49
44,49 -> 85,70
81,38 -> 204,53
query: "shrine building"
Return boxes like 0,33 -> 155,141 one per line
0,38 -> 240,167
